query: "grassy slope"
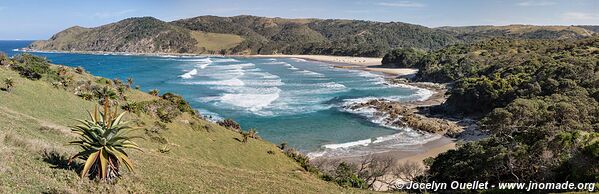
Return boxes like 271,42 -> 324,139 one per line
190,31 -> 244,51
0,67 -> 355,193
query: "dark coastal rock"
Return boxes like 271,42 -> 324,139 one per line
346,99 -> 461,135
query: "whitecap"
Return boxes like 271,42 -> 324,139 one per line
213,58 -> 239,63
184,78 -> 245,86
220,88 -> 281,112
308,132 -> 443,159
291,58 -> 308,62
390,84 -> 434,101
179,69 -> 198,79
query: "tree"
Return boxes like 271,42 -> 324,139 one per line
4,78 -> 14,92
68,104 -> 141,181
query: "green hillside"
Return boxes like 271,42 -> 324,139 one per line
31,16 -> 598,57
0,54 -> 353,193
382,36 -> 599,185
29,15 -> 462,57
438,25 -> 596,42
29,17 -> 244,54
171,15 -> 460,56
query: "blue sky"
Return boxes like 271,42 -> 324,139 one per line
0,0 -> 598,39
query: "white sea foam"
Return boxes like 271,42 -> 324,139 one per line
263,61 -> 288,65
297,70 -> 324,77
291,58 -> 308,62
185,78 -> 245,86
197,63 -> 210,69
323,139 -> 372,149
213,58 -> 239,63
308,132 -> 443,158
179,69 -> 198,79
219,87 -> 281,113
197,109 -> 223,122
391,84 -> 434,101
319,82 -> 346,89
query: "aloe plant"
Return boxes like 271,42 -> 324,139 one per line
4,78 -> 14,92
68,104 -> 141,181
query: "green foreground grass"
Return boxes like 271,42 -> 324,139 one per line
0,66 -> 358,193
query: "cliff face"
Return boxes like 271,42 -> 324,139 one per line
30,17 -> 201,53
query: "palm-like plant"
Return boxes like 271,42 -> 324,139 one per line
94,86 -> 117,105
4,78 -> 14,92
68,104 -> 141,181
149,89 -> 159,96
126,78 -> 133,89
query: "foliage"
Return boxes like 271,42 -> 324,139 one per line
217,119 -> 241,131
413,36 -> 599,186
93,86 -> 118,106
68,105 -> 141,181
333,162 -> 367,189
4,77 -> 14,92
381,48 -> 427,68
10,53 -> 56,80
148,89 -> 159,96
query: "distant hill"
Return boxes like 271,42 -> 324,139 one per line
438,25 -> 596,41
30,17 -> 246,54
171,15 -> 461,56
29,15 -> 461,57
29,16 -> 598,57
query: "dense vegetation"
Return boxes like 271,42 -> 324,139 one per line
392,36 -> 599,187
30,17 -> 202,53
32,15 -> 463,57
439,25 -> 596,42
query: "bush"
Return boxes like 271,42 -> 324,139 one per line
334,162 -> 367,189
381,48 -> 427,68
10,53 -> 55,80
217,119 -> 241,131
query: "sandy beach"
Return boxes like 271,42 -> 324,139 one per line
23,49 -> 420,77
243,54 -> 419,77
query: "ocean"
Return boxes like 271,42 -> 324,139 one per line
0,40 -> 440,157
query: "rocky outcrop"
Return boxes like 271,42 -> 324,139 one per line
345,99 -> 461,134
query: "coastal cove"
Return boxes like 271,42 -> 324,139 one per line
1,40 -> 452,159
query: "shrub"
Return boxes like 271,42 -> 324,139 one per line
217,119 -> 241,131
3,78 -> 14,92
149,89 -> 159,96
75,66 -> 85,74
10,53 -> 55,80
334,162 -> 367,189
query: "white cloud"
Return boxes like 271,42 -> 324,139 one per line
516,1 -> 556,6
94,9 -> 137,19
377,1 -> 425,8
562,12 -> 599,21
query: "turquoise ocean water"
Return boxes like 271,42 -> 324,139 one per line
0,41 -> 440,157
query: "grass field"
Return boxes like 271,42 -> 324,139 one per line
190,31 -> 244,51
0,65 -> 360,193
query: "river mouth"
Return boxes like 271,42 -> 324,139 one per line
2,43 -> 440,157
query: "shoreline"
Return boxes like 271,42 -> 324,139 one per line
23,48 -> 454,166
311,80 -> 457,163
19,49 -> 419,77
